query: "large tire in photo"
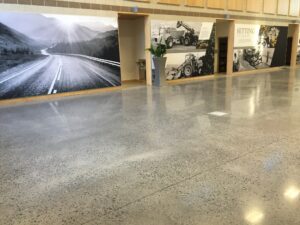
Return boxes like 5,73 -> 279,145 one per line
183,65 -> 193,77
233,62 -> 240,72
180,37 -> 184,45
166,37 -> 174,49
184,37 -> 190,46
198,68 -> 202,75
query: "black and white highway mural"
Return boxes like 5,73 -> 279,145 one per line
0,12 -> 120,99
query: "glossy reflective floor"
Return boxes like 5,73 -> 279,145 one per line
1,68 -> 300,225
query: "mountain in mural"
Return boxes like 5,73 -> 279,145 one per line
0,13 -> 104,46
29,21 -> 100,45
47,29 -> 120,61
0,22 -> 48,75
0,22 -> 41,53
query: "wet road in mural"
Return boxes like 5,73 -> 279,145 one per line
0,54 -> 120,99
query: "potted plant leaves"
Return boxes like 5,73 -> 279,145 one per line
147,41 -> 167,86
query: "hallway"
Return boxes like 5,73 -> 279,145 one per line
1,68 -> 300,225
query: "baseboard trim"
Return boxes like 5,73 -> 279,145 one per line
0,86 -> 121,107
166,66 -> 287,85
0,66 -> 291,106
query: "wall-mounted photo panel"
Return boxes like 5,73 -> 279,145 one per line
234,24 -> 261,48
0,12 -> 120,100
297,30 -> 300,65
165,52 -> 206,80
233,24 -> 288,72
297,47 -> 300,65
151,20 -> 215,80
151,20 -> 214,53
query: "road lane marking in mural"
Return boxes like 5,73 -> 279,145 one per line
208,111 -> 228,116
80,60 -> 118,86
0,59 -> 49,84
70,54 -> 120,67
48,62 -> 62,95
57,70 -> 61,81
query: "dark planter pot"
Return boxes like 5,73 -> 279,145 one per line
153,57 -> 167,86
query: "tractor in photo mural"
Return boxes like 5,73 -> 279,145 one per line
153,27 -> 184,49
176,21 -> 199,47
152,21 -> 200,49
167,53 -> 203,80
166,24 -> 215,80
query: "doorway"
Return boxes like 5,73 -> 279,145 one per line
118,14 -> 148,85
286,37 -> 293,66
215,19 -> 234,74
218,37 -> 228,73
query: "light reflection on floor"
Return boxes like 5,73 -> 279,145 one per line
1,68 -> 300,225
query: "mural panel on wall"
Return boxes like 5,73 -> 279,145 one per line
233,24 -> 288,72
151,20 -> 215,80
296,30 -> 300,65
0,12 -> 120,100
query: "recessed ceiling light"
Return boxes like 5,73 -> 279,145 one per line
284,186 -> 300,200
245,209 -> 264,224
208,111 -> 227,116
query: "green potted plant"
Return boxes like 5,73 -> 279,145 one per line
147,41 -> 167,86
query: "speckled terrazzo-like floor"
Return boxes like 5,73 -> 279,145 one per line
1,68 -> 300,225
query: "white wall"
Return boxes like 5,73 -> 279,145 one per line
119,17 -> 146,81
134,18 -> 146,78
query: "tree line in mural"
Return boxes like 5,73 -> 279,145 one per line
0,13 -> 120,100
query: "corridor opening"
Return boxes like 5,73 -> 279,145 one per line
118,13 -> 148,85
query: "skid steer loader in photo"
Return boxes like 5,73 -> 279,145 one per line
167,53 -> 203,80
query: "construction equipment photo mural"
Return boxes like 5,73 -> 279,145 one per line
151,20 -> 216,80
233,24 -> 288,72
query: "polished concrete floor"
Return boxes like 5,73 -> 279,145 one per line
1,68 -> 300,225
